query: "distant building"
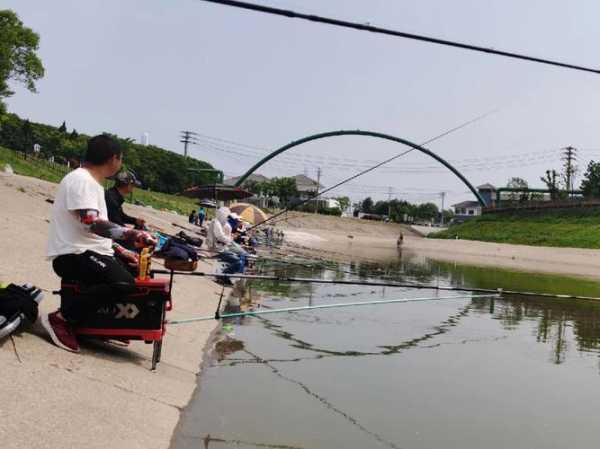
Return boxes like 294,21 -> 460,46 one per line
141,132 -> 150,146
452,183 -> 496,219
452,200 -> 482,218
223,173 -> 270,186
293,174 -> 322,200
477,183 -> 496,207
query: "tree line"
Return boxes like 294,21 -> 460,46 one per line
0,113 -> 216,194
356,197 -> 452,223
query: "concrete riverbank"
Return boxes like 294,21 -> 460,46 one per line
279,213 -> 600,280
0,172 -> 222,449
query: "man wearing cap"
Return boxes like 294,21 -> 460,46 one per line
105,170 -> 145,229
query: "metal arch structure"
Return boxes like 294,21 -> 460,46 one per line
233,130 -> 486,206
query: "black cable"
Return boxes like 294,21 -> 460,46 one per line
199,0 -> 600,75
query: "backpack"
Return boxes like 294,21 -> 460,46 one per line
0,284 -> 44,339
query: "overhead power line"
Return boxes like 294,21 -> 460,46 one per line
199,0 -> 600,75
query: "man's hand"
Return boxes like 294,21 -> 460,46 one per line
131,230 -> 157,249
120,248 -> 140,267
135,218 -> 146,229
113,243 -> 140,267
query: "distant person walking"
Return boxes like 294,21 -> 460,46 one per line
197,206 -> 206,227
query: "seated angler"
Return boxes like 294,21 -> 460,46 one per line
42,135 -> 156,353
105,170 -> 145,229
105,169 -> 146,254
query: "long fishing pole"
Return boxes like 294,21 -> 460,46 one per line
152,269 -> 600,301
248,108 -> 499,231
168,293 -> 499,324
199,0 -> 600,75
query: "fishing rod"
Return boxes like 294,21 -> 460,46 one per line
152,269 -> 600,302
167,293 -> 500,324
248,108 -> 499,232
200,0 -> 600,75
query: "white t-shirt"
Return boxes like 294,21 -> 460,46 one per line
47,168 -> 114,259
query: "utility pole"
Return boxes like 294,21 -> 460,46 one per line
562,146 -> 577,197
387,186 -> 393,219
180,130 -> 199,158
440,192 -> 446,226
314,167 -> 321,213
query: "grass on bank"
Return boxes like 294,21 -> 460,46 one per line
0,145 -> 202,216
430,208 -> 600,249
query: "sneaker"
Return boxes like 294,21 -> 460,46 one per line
40,311 -> 80,353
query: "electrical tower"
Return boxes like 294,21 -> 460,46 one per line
180,130 -> 199,157
561,146 -> 577,195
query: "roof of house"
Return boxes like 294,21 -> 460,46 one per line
477,183 -> 496,191
223,174 -> 270,186
452,201 -> 481,209
293,174 -> 322,192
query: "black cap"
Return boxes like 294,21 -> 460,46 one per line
114,170 -> 141,187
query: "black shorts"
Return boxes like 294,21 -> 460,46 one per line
53,250 -> 136,323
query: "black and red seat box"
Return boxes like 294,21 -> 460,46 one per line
60,277 -> 171,339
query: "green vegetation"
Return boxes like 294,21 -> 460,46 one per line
0,10 -> 44,114
356,196 -> 452,222
0,113 -> 217,194
430,208 -> 600,249
0,145 -> 201,215
245,176 -> 299,206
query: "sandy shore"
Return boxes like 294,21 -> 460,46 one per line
279,215 -> 600,280
0,173 -> 222,449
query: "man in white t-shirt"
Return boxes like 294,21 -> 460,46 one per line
42,135 -> 156,353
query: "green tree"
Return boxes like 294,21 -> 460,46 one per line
58,121 -> 67,133
0,10 -> 45,114
415,202 -> 439,221
361,197 -> 374,213
267,177 -> 298,206
580,160 -> 600,198
335,196 -> 350,212
506,177 -> 529,202
21,118 -> 32,153
540,169 -> 560,200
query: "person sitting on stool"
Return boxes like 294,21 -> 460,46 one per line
105,170 -> 145,229
43,135 -> 156,353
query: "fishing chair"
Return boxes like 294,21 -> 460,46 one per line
54,250 -> 172,370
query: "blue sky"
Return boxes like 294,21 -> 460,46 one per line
5,0 -> 600,207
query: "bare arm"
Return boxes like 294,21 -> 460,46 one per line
78,209 -> 155,246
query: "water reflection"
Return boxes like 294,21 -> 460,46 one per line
248,251 -> 600,368
172,250 -> 600,449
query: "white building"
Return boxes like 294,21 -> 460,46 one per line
141,132 -> 150,146
452,200 -> 482,217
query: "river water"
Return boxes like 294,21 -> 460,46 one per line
171,250 -> 600,449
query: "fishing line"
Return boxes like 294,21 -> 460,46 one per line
167,293 -> 498,324
199,0 -> 600,75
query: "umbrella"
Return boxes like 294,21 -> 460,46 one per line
181,184 -> 254,201
229,203 -> 269,225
